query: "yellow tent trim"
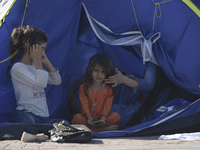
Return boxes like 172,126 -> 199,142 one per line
0,0 -> 30,64
182,0 -> 200,18
0,0 -> 17,27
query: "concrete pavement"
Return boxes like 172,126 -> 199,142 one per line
0,136 -> 200,150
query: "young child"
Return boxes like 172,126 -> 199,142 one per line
72,54 -> 121,132
7,25 -> 69,125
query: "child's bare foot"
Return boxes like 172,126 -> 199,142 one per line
104,125 -> 118,131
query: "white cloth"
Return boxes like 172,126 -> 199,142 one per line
158,132 -> 200,141
11,62 -> 61,117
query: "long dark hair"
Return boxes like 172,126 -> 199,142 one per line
83,54 -> 116,96
6,26 -> 47,77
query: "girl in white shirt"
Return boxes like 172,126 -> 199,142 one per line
7,25 -> 69,125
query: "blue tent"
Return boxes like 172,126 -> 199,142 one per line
0,0 -> 200,137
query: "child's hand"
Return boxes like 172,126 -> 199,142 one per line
40,52 -> 56,72
30,44 -> 42,62
87,118 -> 94,127
94,116 -> 106,128
41,53 -> 49,64
94,120 -> 105,128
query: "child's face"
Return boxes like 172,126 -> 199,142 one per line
92,65 -> 106,84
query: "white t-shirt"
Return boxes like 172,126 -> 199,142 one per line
11,62 -> 62,117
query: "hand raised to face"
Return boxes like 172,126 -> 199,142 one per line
29,43 -> 47,62
104,68 -> 125,87
29,44 -> 43,62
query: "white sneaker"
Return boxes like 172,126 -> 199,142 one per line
21,132 -> 49,142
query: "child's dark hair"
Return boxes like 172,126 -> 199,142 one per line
6,26 -> 47,77
83,54 -> 116,96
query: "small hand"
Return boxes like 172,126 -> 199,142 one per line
95,120 -> 105,128
41,52 -> 49,64
30,44 -> 42,62
94,116 -> 106,128
104,68 -> 124,87
87,118 -> 94,127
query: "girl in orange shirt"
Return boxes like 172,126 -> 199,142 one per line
72,54 -> 120,132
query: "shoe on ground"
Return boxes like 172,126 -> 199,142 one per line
21,132 -> 49,142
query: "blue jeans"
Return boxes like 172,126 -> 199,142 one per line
14,109 -> 69,125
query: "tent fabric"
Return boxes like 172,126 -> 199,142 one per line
91,99 -> 200,138
82,0 -> 200,94
182,0 -> 200,18
0,0 -> 16,27
0,0 -> 200,138
82,3 -> 160,65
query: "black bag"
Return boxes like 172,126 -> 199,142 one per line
49,121 -> 92,143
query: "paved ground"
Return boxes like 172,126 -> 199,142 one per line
1,136 -> 200,150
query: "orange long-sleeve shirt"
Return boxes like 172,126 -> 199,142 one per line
79,83 -> 113,118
